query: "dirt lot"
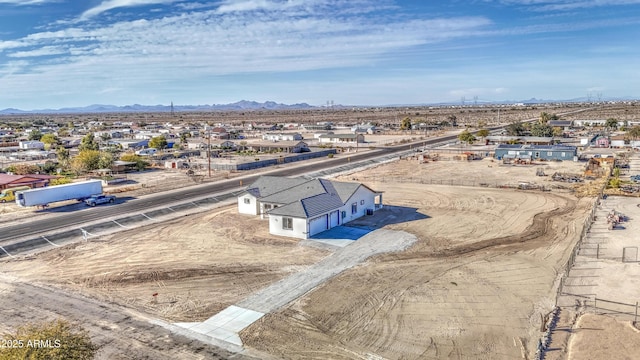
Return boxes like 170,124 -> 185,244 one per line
239,178 -> 592,359
347,155 -> 589,190
0,207 -> 328,322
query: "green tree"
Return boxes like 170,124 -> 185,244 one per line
0,319 -> 97,360
605,118 -> 619,130
148,136 -> 168,150
78,133 -> 99,151
56,147 -> 70,169
552,127 -> 564,137
506,121 -> 526,136
40,133 -> 60,150
28,130 -> 43,141
476,129 -> 490,139
530,123 -> 553,137
539,112 -> 551,124
50,177 -> 73,186
458,130 -> 476,144
71,150 -> 101,173
98,152 -> 114,169
400,117 -> 412,130
626,126 -> 640,141
120,153 -> 148,171
6,164 -> 41,175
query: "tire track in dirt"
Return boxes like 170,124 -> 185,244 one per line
385,196 -> 576,261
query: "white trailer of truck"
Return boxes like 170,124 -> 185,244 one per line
15,179 -> 103,207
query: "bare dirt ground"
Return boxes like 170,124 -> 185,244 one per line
0,273 -> 254,360
0,207 -> 328,323
347,155 -> 589,189
240,178 -> 593,359
566,313 -> 640,360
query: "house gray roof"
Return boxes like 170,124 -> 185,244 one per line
246,176 -> 375,218
244,176 -> 308,198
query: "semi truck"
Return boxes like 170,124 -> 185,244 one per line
15,179 -> 103,207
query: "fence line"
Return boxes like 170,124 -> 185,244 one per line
353,175 -> 570,192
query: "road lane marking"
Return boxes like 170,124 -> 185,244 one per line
41,236 -> 60,247
0,245 -> 15,258
112,220 -> 129,228
141,213 -> 155,221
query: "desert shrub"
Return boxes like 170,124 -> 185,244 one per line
0,319 -> 97,360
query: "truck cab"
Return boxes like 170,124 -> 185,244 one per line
0,186 -> 31,203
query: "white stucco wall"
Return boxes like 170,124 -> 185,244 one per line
338,185 -> 376,224
237,194 -> 259,215
269,216 -> 308,239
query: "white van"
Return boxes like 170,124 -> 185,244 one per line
135,148 -> 157,156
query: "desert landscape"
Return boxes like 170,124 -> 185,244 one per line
1,151 -> 599,359
2,104 -> 640,359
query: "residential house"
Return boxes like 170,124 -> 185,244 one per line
494,144 -> 577,161
351,124 -> 377,134
0,174 -> 57,190
485,136 -> 553,145
594,136 -> 610,148
262,133 -> 303,141
237,176 -> 383,239
209,127 -> 230,140
318,133 -> 365,144
302,123 -> 333,131
548,120 -> 574,130
18,141 -> 45,150
247,141 -> 309,153
610,135 -> 628,148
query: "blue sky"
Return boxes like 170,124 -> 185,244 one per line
1,0 -> 639,110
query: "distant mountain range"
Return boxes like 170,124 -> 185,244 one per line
0,100 -> 316,115
1,97 -> 637,115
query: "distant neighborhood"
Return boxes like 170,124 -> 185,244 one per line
1,108 -> 639,194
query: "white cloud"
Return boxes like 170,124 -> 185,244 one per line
496,0 -> 640,11
79,0 -> 179,21
7,46 -> 68,57
0,0 -> 54,4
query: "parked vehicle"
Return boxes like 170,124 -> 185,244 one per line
630,175 -> 640,182
135,148 -> 157,156
0,186 -> 31,203
15,180 -> 103,207
84,194 -> 116,207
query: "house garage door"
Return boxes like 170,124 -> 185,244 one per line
329,210 -> 339,227
309,215 -> 328,236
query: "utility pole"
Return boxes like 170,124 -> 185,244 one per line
207,129 -> 211,177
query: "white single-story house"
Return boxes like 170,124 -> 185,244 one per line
238,176 -> 383,239
247,141 -> 309,153
318,133 -> 365,144
262,133 -> 303,141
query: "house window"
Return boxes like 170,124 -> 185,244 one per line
360,200 -> 364,205
351,202 -> 357,214
561,152 -> 566,157
243,198 -> 251,204
547,152 -> 552,156
341,211 -> 346,219
282,217 -> 293,230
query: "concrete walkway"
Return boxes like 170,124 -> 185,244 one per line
173,228 -> 417,350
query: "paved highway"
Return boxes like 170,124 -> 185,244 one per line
0,133 -> 461,244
